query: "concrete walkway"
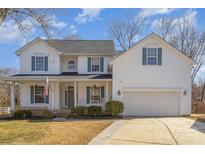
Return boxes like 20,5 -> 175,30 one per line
89,117 -> 205,145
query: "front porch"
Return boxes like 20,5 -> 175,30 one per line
9,78 -> 112,112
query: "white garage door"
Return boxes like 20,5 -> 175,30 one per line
123,91 -> 180,116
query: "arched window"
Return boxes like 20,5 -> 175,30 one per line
68,61 -> 75,71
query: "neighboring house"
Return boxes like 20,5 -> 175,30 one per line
7,33 -> 195,116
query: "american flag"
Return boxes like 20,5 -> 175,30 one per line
44,77 -> 49,96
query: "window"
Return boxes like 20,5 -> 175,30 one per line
34,86 -> 45,103
88,57 -> 104,72
87,86 -> 105,104
147,48 -> 158,65
36,57 -> 44,71
68,61 -> 75,71
32,56 -> 48,71
30,85 -> 49,104
90,86 -> 101,104
91,58 -> 100,72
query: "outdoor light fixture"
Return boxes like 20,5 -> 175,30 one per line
93,84 -> 97,89
117,90 -> 121,96
184,90 -> 188,95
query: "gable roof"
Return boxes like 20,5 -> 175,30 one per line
110,33 -> 195,65
16,37 -> 116,56
46,40 -> 116,55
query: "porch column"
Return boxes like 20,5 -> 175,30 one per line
105,81 -> 109,102
10,82 -> 15,112
74,81 -> 77,107
51,82 -> 55,111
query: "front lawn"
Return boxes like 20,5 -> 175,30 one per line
0,119 -> 112,144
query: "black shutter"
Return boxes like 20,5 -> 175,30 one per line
86,86 -> 90,104
142,48 -> 147,65
158,48 -> 162,65
30,86 -> 34,104
88,57 -> 91,72
44,56 -> 48,71
31,56 -> 35,71
101,86 -> 105,98
100,57 -> 104,72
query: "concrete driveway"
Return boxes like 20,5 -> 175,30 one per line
89,117 -> 205,145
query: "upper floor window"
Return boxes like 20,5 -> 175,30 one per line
147,48 -> 157,65
31,56 -> 48,71
68,61 -> 75,71
91,58 -> 100,72
142,48 -> 162,66
88,57 -> 104,72
36,57 -> 44,71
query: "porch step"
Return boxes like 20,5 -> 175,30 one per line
53,110 -> 70,117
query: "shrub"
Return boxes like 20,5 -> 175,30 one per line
14,110 -> 32,119
105,100 -> 124,116
42,109 -> 54,118
88,106 -> 102,116
71,107 -> 87,116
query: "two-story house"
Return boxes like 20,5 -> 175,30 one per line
8,33 -> 195,116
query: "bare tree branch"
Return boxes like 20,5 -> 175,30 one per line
0,8 -> 51,38
154,15 -> 205,83
107,15 -> 146,51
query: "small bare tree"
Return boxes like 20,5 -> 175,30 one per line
0,8 -> 51,38
0,68 -> 19,107
108,15 -> 146,51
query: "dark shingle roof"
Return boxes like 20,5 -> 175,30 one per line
10,73 -> 112,80
46,40 -> 116,55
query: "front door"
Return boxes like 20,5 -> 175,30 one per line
64,86 -> 74,108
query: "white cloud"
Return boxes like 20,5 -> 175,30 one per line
139,8 -> 176,18
49,15 -> 67,30
0,15 -> 69,44
75,8 -> 103,24
68,25 -> 77,34
0,20 -> 30,44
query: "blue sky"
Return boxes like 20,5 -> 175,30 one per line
0,8 -> 205,78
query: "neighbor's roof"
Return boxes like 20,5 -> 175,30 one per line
46,39 -> 116,55
16,38 -> 116,56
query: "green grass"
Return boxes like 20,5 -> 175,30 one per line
0,120 -> 112,144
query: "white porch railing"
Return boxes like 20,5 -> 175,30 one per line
0,107 -> 10,113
